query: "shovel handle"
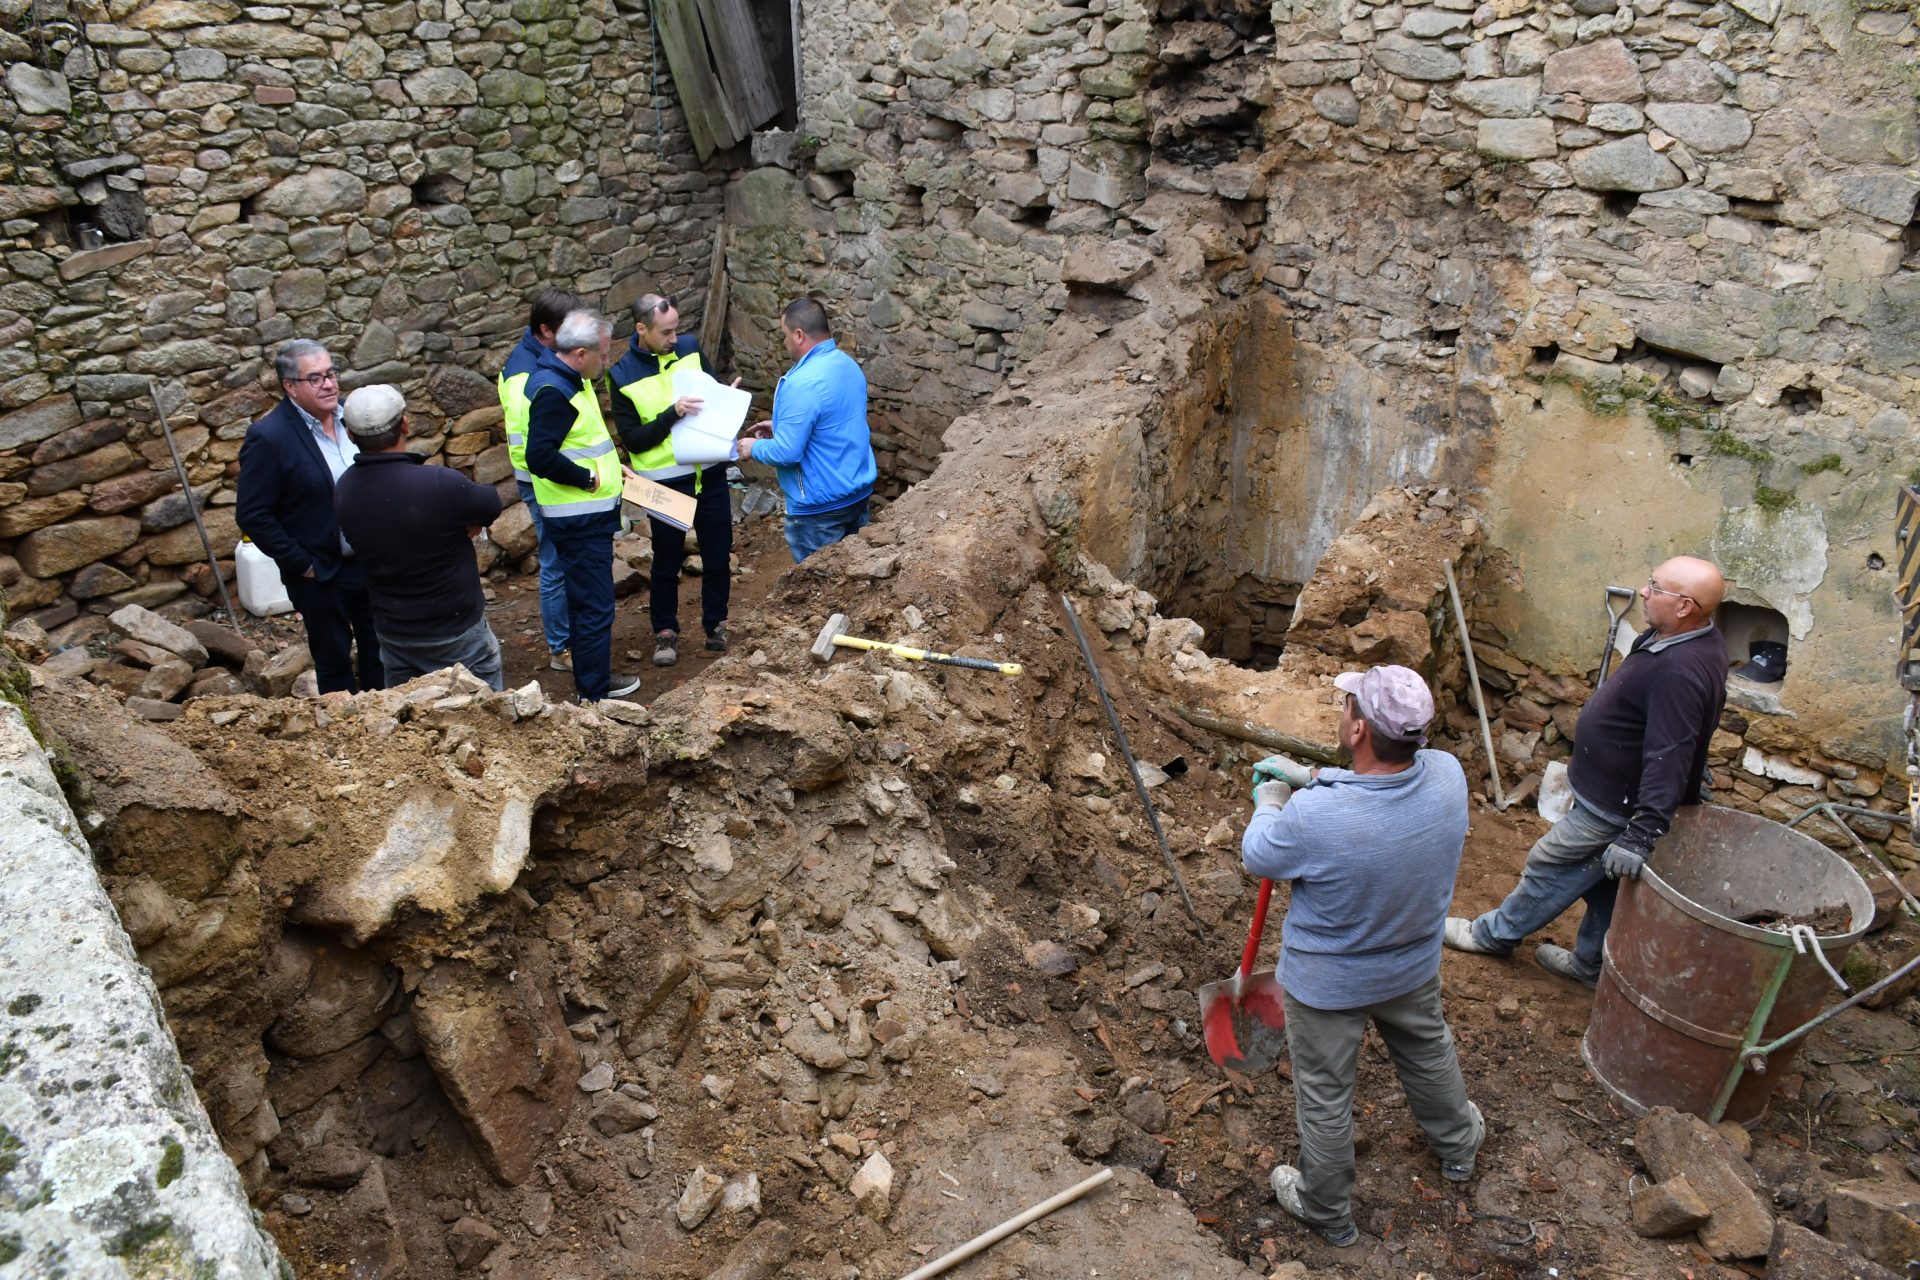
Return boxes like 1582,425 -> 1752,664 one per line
1239,879 -> 1274,980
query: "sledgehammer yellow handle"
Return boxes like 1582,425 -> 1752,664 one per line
831,634 -> 1023,676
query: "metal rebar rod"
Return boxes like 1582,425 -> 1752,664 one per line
1747,946 -> 1920,1062
147,381 -> 243,633
1058,593 -> 1203,934
1788,802 -> 1920,919
1443,560 -> 1507,810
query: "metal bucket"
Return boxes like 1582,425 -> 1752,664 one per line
1582,804 -> 1873,1125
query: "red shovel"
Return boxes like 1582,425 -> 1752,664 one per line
1200,879 -> 1289,1073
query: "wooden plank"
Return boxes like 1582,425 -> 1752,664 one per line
1171,705 -> 1344,767
652,0 -> 740,159
697,0 -> 783,129
698,223 -> 728,355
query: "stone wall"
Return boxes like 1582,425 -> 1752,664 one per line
0,670 -> 284,1276
0,0 -> 718,641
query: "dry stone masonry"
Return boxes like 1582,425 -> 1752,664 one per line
0,0 -> 718,641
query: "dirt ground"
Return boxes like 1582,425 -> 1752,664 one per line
51,529 -> 1920,1280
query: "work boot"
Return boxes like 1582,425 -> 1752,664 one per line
652,630 -> 678,667
1440,1102 -> 1485,1183
549,649 -> 572,672
703,623 -> 729,655
607,673 -> 642,700
1269,1165 -> 1359,1248
1443,917 -> 1504,956
1534,944 -> 1599,990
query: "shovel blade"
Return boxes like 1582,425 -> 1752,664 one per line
1199,972 -> 1288,1074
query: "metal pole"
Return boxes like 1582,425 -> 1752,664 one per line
1746,946 -> 1920,1062
1443,560 -> 1507,810
1058,593 -> 1204,935
147,381 -> 243,633
1787,802 -> 1920,919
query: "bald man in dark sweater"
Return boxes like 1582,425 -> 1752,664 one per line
1445,556 -> 1729,988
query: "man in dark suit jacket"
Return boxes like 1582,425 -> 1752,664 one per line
236,339 -> 384,694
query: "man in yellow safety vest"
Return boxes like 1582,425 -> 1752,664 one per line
609,293 -> 735,668
498,287 -> 583,672
522,309 -> 641,703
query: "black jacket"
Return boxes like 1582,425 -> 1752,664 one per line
332,451 -> 502,641
1569,624 -> 1728,855
236,398 -> 361,585
608,333 -> 704,458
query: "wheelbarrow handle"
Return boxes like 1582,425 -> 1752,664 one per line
1239,879 -> 1274,980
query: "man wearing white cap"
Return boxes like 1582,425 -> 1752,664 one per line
1241,663 -> 1482,1249
332,385 -> 506,690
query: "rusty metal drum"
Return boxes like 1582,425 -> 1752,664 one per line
1582,804 -> 1874,1125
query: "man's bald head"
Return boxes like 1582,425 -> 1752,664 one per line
1645,555 -> 1725,636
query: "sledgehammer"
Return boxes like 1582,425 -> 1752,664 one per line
811,613 -> 1023,675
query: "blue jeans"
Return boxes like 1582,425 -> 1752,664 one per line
375,617 -> 504,691
784,495 -> 870,563
517,480 -> 570,656
1469,802 -> 1627,978
543,514 -> 616,702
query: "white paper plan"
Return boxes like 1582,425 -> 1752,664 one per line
667,363 -> 752,464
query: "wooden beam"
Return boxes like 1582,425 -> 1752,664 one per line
698,223 -> 728,356
1171,705 -> 1345,767
697,0 -> 783,130
652,0 -> 741,159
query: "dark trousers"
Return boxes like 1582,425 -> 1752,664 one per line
285,566 -> 383,694
544,515 -> 616,702
648,465 -> 732,636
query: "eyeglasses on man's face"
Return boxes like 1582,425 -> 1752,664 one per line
291,368 -> 339,387
1644,579 -> 1698,607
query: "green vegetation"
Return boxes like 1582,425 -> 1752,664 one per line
6,995 -> 40,1017
1707,431 -> 1773,465
0,1233 -> 20,1266
155,1136 -> 185,1189
1754,484 -> 1797,513
1800,453 -> 1845,476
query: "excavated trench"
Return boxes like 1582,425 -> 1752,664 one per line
25,260 -> 1920,1280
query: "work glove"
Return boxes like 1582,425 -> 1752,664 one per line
1601,843 -> 1647,880
1252,779 -> 1294,811
1253,754 -> 1316,790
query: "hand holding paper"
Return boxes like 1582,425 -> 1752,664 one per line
668,364 -> 752,464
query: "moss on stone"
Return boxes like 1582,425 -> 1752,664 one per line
1708,432 -> 1774,465
1800,453 -> 1845,476
155,1136 -> 184,1188
1753,484 -> 1797,513
6,994 -> 40,1017
0,1121 -> 21,1178
0,1232 -> 20,1266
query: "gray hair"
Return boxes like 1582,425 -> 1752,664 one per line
274,338 -> 330,384
554,310 -> 610,352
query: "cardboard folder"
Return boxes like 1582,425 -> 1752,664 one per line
622,471 -> 696,531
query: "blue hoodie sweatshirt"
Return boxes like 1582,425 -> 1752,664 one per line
753,339 -> 877,516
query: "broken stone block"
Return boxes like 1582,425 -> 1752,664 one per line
849,1151 -> 893,1220
702,1220 -> 794,1280
589,1092 -> 657,1136
259,643 -> 313,696
125,695 -> 185,721
412,955 -> 580,1185
446,1216 -> 501,1271
1635,1107 -> 1773,1259
1631,1174 -> 1712,1238
721,1171 -> 762,1220
265,941 -> 398,1059
1767,1219 -> 1900,1280
677,1165 -> 727,1229
1827,1174 -> 1920,1271
107,602 -> 209,667
781,1023 -> 848,1070
1023,939 -> 1078,977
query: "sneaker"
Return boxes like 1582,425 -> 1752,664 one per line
1443,917 -> 1503,955
606,673 -> 642,699
1534,944 -> 1599,990
652,630 -> 678,667
548,649 -> 572,672
703,624 -> 729,655
1269,1165 -> 1359,1248
1441,1102 -> 1485,1182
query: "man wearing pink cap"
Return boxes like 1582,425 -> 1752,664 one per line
1241,663 -> 1482,1249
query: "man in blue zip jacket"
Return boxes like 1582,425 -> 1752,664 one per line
737,297 -> 878,562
